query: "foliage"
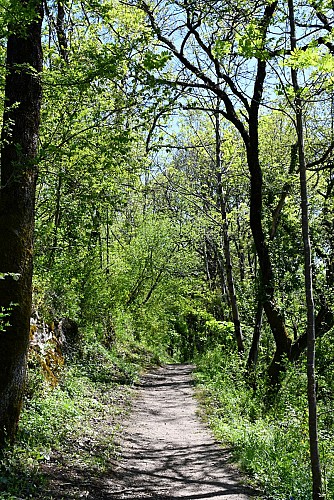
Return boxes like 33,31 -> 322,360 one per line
0,0 -> 334,496
0,329 -> 161,499
195,346 -> 334,499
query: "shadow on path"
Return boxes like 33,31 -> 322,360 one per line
40,364 -> 260,500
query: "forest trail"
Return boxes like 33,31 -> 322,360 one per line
42,364 -> 257,499
105,364 -> 254,499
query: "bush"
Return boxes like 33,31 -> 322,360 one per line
0,327 -> 162,499
195,347 -> 334,499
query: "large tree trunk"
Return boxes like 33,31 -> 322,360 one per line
246,116 -> 291,386
0,0 -> 43,445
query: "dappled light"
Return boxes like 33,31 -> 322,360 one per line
0,0 -> 334,498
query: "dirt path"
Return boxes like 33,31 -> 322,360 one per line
42,363 -> 257,499
103,364 -> 254,499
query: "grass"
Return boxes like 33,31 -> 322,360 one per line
194,346 -> 334,500
0,336 -> 162,500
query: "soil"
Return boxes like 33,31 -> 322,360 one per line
41,364 -> 258,499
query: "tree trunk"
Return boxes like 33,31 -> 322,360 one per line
0,0 -> 43,445
246,121 -> 291,386
215,105 -> 244,353
56,0 -> 69,63
247,298 -> 263,373
270,143 -> 298,240
49,173 -> 62,267
288,0 -> 323,496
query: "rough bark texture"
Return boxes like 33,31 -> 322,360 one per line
0,0 -> 43,445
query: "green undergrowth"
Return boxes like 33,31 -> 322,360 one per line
0,335 -> 163,500
195,346 -> 334,500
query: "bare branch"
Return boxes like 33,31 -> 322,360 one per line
307,140 -> 334,169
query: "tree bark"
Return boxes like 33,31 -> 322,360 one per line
56,0 -> 69,63
0,0 -> 43,445
288,0 -> 323,496
246,103 -> 291,386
